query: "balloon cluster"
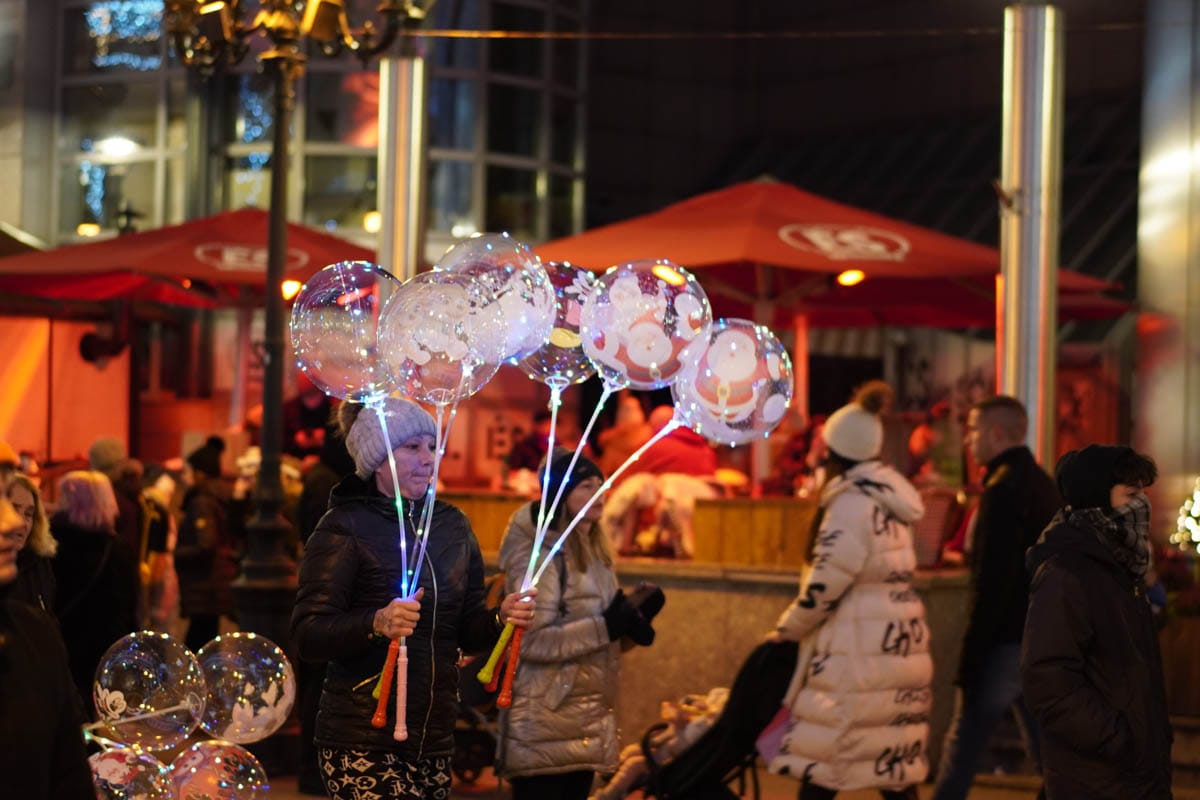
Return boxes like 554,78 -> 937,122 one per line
87,631 -> 293,799
287,239 -> 793,447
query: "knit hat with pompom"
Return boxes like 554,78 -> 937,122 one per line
822,380 -> 893,462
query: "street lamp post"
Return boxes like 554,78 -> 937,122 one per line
164,0 -> 425,648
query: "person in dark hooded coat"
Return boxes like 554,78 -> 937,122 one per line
1021,444 -> 1172,800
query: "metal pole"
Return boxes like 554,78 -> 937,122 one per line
236,51 -> 301,655
999,4 -> 1064,464
377,48 -> 428,283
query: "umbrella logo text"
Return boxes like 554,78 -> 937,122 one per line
195,243 -> 311,272
778,224 -> 910,262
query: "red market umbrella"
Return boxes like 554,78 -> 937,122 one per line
536,178 -> 1119,328
0,209 -> 375,308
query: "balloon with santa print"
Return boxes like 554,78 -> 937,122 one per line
376,270 -> 507,406
169,740 -> 268,800
433,232 -> 555,364
579,259 -> 711,390
90,748 -> 172,799
518,262 -> 598,387
672,318 -> 793,446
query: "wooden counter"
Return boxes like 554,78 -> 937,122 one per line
438,491 -> 527,552
440,491 -> 820,569
691,497 -> 818,568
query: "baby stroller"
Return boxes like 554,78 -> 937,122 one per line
601,639 -> 799,800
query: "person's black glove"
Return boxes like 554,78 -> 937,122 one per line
603,590 -> 636,641
603,590 -> 655,646
626,581 -> 665,621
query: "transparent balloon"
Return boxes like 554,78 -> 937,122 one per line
377,271 -> 507,405
170,740 -> 268,800
579,259 -> 712,390
289,260 -> 402,402
93,631 -> 205,752
517,262 -> 598,387
672,318 -> 793,446
197,633 -> 296,745
434,232 -> 555,363
90,748 -> 172,800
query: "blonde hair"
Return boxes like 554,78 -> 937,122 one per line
8,474 -> 55,557
561,518 -> 614,573
55,470 -> 119,532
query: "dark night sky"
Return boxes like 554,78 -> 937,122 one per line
584,0 -> 1145,226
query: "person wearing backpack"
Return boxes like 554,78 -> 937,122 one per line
495,448 -> 662,800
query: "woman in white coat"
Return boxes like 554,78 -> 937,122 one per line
768,381 -> 930,800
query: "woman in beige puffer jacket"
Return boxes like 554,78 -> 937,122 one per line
496,449 -> 649,800
769,382 -> 931,800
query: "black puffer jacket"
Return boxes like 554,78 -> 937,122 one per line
1022,521 -> 1173,800
292,474 -> 500,758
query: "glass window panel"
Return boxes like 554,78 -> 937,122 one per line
306,71 -> 380,146
59,159 -> 156,234
60,81 -> 159,155
429,79 -> 476,150
430,0 -> 481,69
62,2 -> 164,75
427,159 -> 475,235
552,16 -> 579,90
489,4 -> 544,79
225,153 -> 272,210
225,73 -> 275,145
550,95 -> 577,166
486,165 -> 537,241
166,76 -> 187,150
165,156 -> 186,224
549,173 -> 577,239
303,155 -> 378,232
487,84 -> 541,157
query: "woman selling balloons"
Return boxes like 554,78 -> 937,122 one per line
289,259 -> 535,800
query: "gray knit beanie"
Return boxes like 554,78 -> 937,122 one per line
344,397 -> 438,479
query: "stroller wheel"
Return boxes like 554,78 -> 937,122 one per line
452,729 -> 495,785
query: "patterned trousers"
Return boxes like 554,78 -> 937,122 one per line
318,748 -> 452,800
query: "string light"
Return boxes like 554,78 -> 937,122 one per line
1171,478 -> 1200,554
403,22 -> 1144,42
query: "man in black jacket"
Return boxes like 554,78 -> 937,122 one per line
1022,445 -> 1171,799
933,396 -> 1060,799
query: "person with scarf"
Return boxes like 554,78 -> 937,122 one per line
1022,445 -> 1172,799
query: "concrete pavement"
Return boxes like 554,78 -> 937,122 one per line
265,770 -> 1042,799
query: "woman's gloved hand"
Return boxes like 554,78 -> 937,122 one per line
603,590 -> 656,646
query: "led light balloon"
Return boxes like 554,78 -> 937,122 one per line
197,633 -> 296,745
289,260 -> 401,402
434,232 -> 555,363
90,749 -> 172,799
517,261 -> 597,387
672,318 -> 793,446
170,740 -> 268,800
579,259 -> 711,390
377,271 -> 507,405
93,631 -> 205,752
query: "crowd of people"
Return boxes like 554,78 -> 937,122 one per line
0,377 -> 1179,800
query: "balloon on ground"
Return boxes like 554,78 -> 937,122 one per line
197,632 -> 296,745
93,631 -> 205,752
170,740 -> 268,799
